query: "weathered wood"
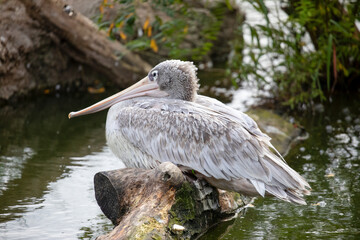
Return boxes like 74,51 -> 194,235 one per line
94,162 -> 250,240
94,162 -> 185,226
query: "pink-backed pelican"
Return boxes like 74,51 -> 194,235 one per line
69,60 -> 310,204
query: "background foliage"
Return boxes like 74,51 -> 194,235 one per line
97,0 -> 360,109
233,0 -> 360,108
97,0 -> 231,61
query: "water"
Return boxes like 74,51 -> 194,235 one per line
201,96 -> 360,239
0,94 -> 123,239
0,88 -> 359,239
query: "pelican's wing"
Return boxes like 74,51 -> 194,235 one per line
195,95 -> 280,154
115,98 -> 310,198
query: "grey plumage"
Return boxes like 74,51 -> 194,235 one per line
70,59 -> 311,205
106,96 -> 310,205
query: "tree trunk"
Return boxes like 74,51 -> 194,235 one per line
94,162 -> 251,240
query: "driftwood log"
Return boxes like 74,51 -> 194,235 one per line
94,162 -> 251,240
0,0 -> 151,103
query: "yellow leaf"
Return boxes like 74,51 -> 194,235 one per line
103,0 -> 108,4
88,87 -> 105,94
118,21 -> 124,28
107,22 -> 114,36
143,18 -> 150,31
125,13 -> 134,19
147,26 -> 152,37
99,5 -> 104,14
183,25 -> 188,34
119,31 -> 127,40
338,61 -> 349,77
338,61 -> 343,70
150,39 -> 158,52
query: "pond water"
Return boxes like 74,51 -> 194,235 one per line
201,96 -> 360,239
0,84 -> 359,239
0,94 -> 122,239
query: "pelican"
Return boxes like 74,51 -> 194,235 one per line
69,60 -> 310,204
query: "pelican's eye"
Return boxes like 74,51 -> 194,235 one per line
149,70 -> 158,82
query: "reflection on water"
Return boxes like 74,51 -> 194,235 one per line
0,89 -> 359,239
201,96 -> 360,239
1,147 -> 121,240
0,94 -> 123,239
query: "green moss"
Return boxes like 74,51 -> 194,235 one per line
151,234 -> 163,240
167,182 -> 196,229
230,192 -> 243,205
126,184 -> 201,239
130,216 -> 165,240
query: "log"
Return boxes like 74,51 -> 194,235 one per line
94,162 -> 185,226
94,162 -> 251,240
0,0 -> 151,103
20,0 -> 152,85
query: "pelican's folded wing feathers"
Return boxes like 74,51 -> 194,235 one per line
112,98 -> 310,199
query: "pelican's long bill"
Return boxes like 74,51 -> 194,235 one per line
68,76 -> 167,119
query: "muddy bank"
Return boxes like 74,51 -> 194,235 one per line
0,0 -> 150,105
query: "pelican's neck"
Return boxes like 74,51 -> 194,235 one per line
172,76 -> 199,102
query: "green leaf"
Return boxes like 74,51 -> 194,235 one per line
326,34 -> 333,91
126,39 -> 150,50
225,0 -> 233,10
257,0 -> 270,26
330,20 -> 350,36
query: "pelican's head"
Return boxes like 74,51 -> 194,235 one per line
149,60 -> 199,102
68,60 -> 199,119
